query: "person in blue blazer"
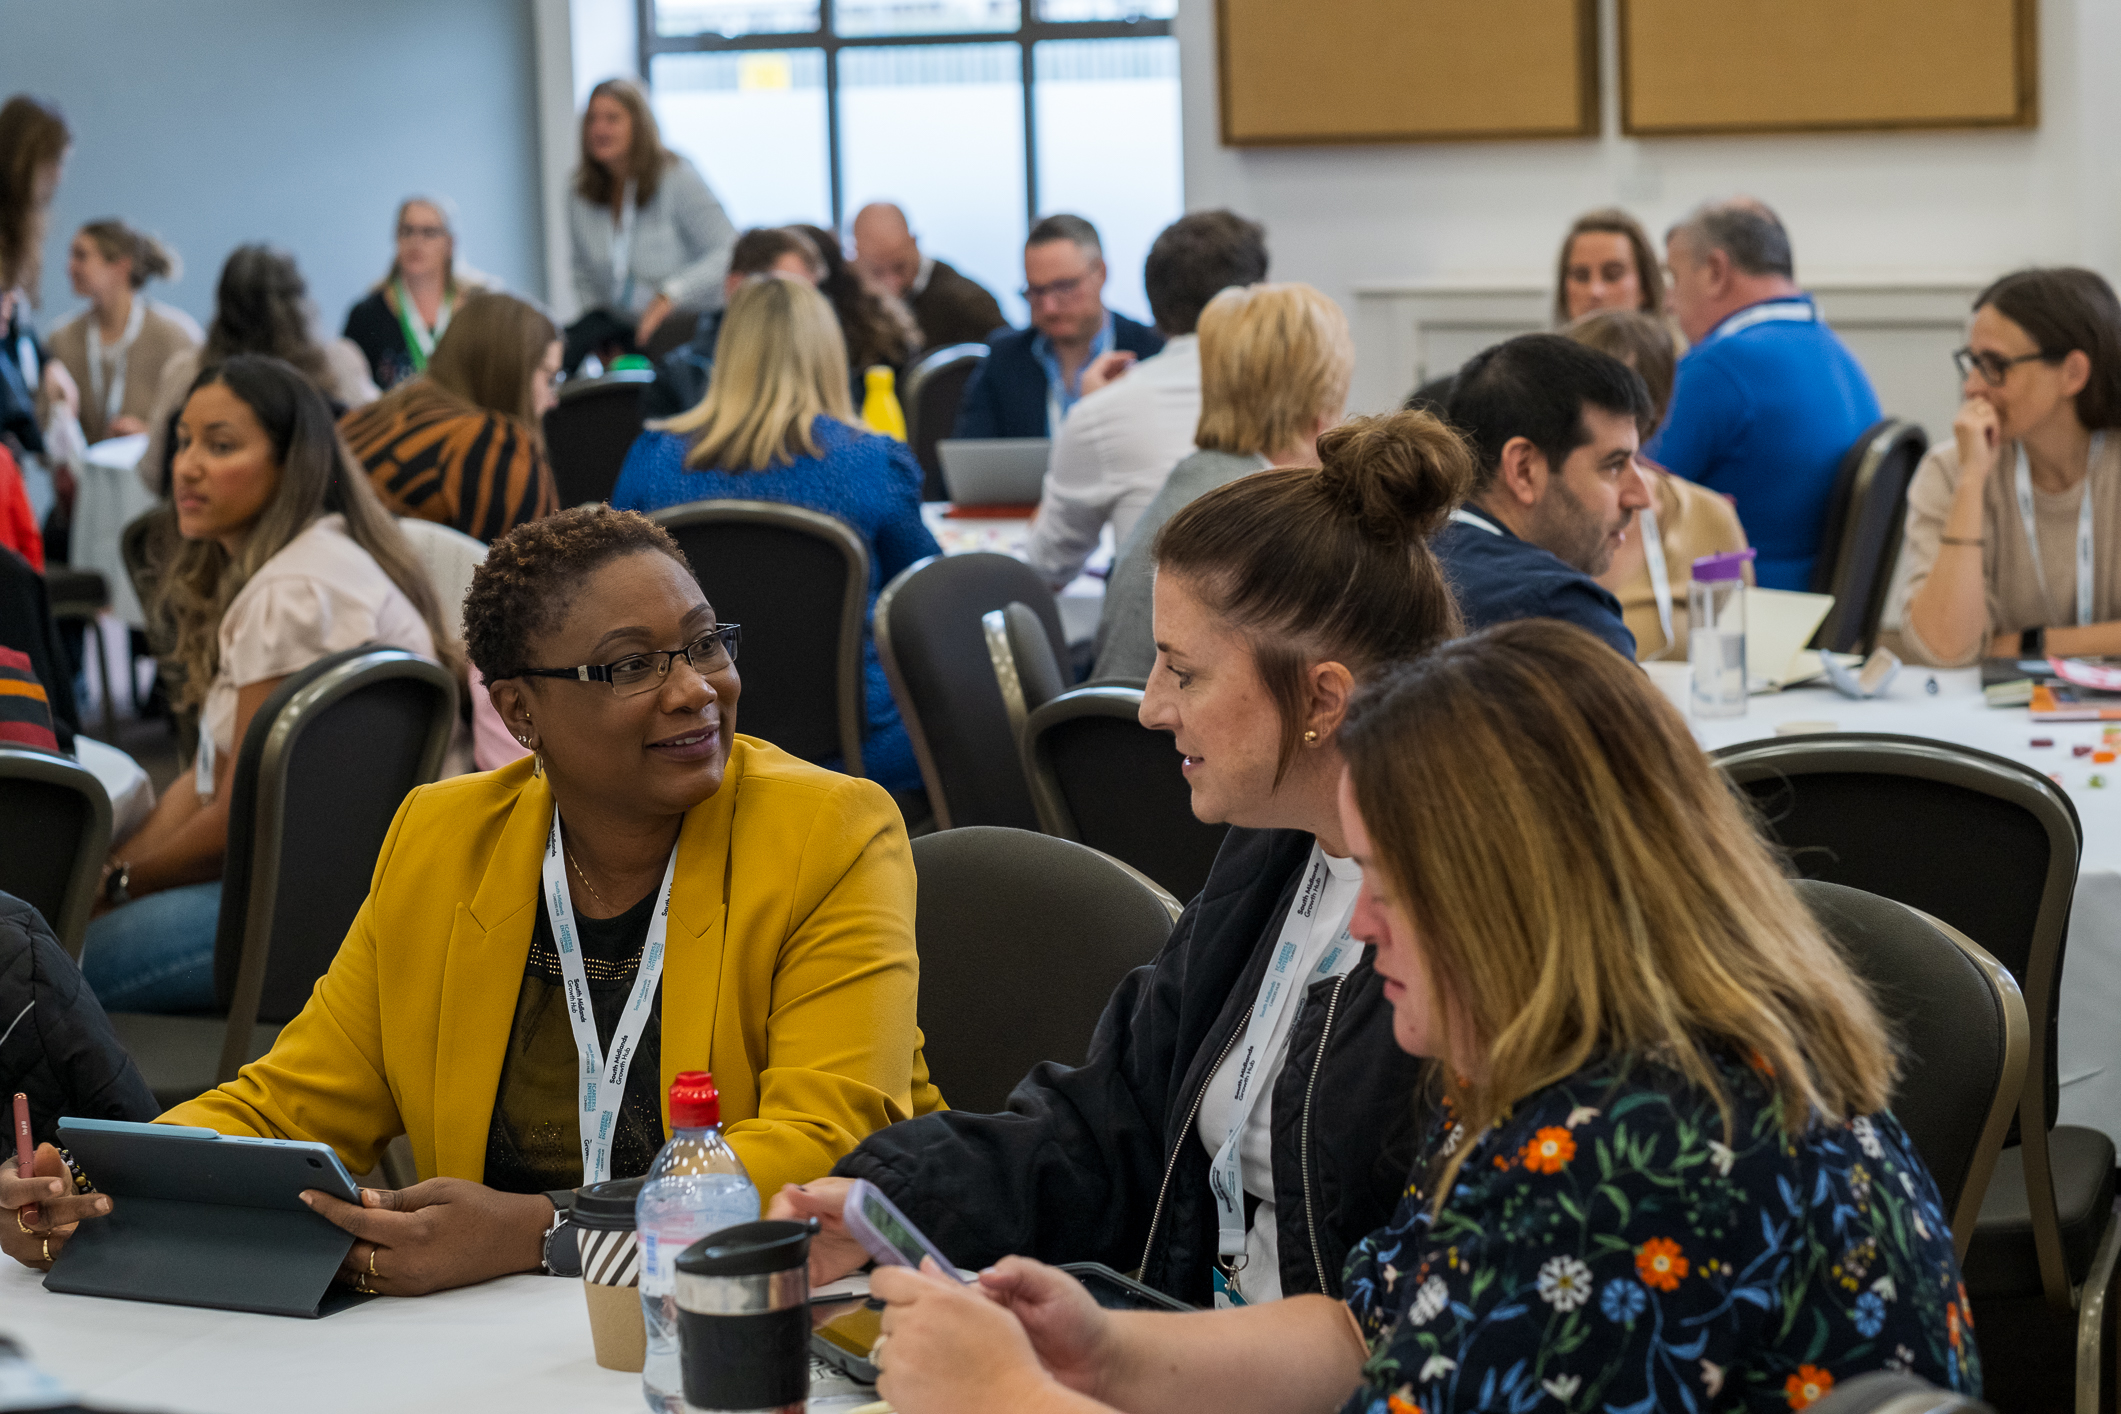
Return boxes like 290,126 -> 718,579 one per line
952,214 -> 1163,440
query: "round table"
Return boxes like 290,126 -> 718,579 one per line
919,502 -> 1107,646
1680,665 -> 2121,1151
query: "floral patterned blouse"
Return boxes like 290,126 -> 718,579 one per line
1339,1052 -> 1978,1413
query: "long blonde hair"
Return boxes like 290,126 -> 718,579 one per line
1340,619 -> 1897,1208
160,355 -> 459,710
1193,282 -> 1352,458
658,275 -> 854,472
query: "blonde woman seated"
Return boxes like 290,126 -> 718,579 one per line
612,274 -> 938,794
1091,281 -> 1352,681
859,621 -> 1975,1414
1567,308 -> 1748,661
4,506 -> 941,1296
341,291 -> 562,540
80,356 -> 453,1014
1895,268 -> 2121,666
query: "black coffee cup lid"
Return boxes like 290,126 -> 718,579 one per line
572,1177 -> 647,1231
676,1219 -> 816,1278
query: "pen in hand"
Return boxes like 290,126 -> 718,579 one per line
12,1092 -> 38,1228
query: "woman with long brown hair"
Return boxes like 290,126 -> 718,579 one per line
0,96 -> 77,480
80,355 -> 453,1015
855,620 -> 1974,1414
565,77 -> 736,369
342,290 -> 562,539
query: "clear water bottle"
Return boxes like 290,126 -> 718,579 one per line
637,1071 -> 760,1413
1688,549 -> 1757,718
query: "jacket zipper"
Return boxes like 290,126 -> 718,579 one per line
1301,973 -> 1349,1296
1138,1021 -> 1245,1278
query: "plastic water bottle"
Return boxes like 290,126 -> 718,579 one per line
636,1071 -> 759,1414
860,365 -> 907,441
1688,548 -> 1757,718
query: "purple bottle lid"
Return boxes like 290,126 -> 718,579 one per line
1692,548 -> 1757,582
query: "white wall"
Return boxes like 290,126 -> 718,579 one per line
7,0 -> 546,335
1178,0 -> 2121,413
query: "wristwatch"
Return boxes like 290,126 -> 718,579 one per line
2021,626 -> 2047,658
103,862 -> 132,907
540,1198 -> 582,1277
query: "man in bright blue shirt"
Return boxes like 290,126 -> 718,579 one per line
1435,334 -> 1654,659
1649,199 -> 1880,591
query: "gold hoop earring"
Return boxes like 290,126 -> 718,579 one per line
532,751 -> 543,778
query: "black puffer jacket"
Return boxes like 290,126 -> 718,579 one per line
0,892 -> 158,1143
838,827 -> 1431,1305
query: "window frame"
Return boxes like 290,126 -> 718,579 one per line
637,0 -> 1174,230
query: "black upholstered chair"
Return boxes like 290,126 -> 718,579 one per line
983,600 -> 1067,752
875,553 -> 1065,830
1022,684 -> 1229,905
0,747 -> 112,960
1717,733 -> 2117,1407
543,368 -> 654,508
654,499 -> 870,774
1794,880 -> 2026,1258
911,826 -> 1176,1114
903,343 -> 987,502
107,646 -> 456,1109
1808,418 -> 1929,654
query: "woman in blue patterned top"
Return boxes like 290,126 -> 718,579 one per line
613,273 -> 939,793
859,618 -> 1975,1414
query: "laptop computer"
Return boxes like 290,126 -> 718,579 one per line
937,439 -> 1052,508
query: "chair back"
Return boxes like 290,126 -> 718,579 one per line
653,499 -> 870,771
1808,418 -> 1929,653
1794,880 -> 2026,1260
1715,733 -> 2078,1139
213,646 -> 456,1080
876,554 -> 1066,830
903,344 -> 986,501
543,369 -> 654,508
392,518 -> 488,638
911,826 -> 1176,1113
0,747 -> 112,960
1023,685 -> 1229,903
984,601 -> 1067,751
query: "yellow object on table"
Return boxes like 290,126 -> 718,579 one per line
861,366 -> 907,441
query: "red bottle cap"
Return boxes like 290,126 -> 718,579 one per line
670,1070 -> 720,1129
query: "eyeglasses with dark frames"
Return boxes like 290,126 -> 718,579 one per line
1954,346 -> 2059,387
501,625 -> 740,698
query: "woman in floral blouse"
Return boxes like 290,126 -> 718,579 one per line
859,618 -> 1976,1414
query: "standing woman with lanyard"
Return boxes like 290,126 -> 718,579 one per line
1896,267 -> 2121,666
565,78 -> 736,374
342,196 -> 481,393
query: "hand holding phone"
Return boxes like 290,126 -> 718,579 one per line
840,1179 -> 964,1282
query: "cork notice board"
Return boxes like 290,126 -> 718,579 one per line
1217,0 -> 1597,147
1620,0 -> 2036,136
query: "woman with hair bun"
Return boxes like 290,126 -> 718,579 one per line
50,219 -> 200,443
775,409 -> 1471,1312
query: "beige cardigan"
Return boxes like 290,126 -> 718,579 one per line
1598,468 -> 1750,662
46,300 -> 202,445
1890,435 -> 2121,667
138,339 -> 378,491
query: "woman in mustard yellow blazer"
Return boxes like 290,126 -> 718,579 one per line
2,506 -> 940,1294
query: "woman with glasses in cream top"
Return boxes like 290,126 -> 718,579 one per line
1895,267 -> 2121,666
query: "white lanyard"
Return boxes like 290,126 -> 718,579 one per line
1209,844 -> 1359,1264
1640,500 -> 1674,655
1450,507 -> 1501,535
610,180 -> 639,312
541,807 -> 676,1184
1705,298 -> 1816,344
392,278 -> 453,359
2013,433 -> 2107,629
85,296 -> 145,430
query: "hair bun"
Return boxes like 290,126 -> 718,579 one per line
1313,409 -> 1475,543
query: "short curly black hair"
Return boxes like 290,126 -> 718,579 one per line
464,506 -> 692,681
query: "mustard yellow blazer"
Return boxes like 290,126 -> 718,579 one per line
164,736 -> 944,1200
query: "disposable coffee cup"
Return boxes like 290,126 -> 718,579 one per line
676,1219 -> 815,1414
574,1177 -> 648,1373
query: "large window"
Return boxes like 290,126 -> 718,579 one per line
642,0 -> 1179,325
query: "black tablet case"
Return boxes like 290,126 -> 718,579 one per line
44,1121 -> 368,1318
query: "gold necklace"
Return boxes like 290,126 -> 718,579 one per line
565,849 -> 609,909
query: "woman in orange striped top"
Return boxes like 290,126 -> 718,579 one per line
342,292 -> 562,541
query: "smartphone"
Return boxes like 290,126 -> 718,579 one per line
811,1299 -> 886,1384
840,1178 -> 964,1281
1059,1262 -> 1196,1312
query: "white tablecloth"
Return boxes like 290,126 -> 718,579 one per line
0,1264 -> 878,1414
1682,666 -> 2121,1149
921,502 -> 1107,647
72,435 -> 156,631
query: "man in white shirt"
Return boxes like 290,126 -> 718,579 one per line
1024,211 -> 1269,590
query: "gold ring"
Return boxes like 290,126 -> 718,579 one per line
357,1271 -> 370,1294
42,1238 -> 50,1263
368,1246 -> 379,1278
15,1210 -> 32,1234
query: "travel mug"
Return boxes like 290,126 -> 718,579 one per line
676,1218 -> 816,1413
574,1176 -> 649,1373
